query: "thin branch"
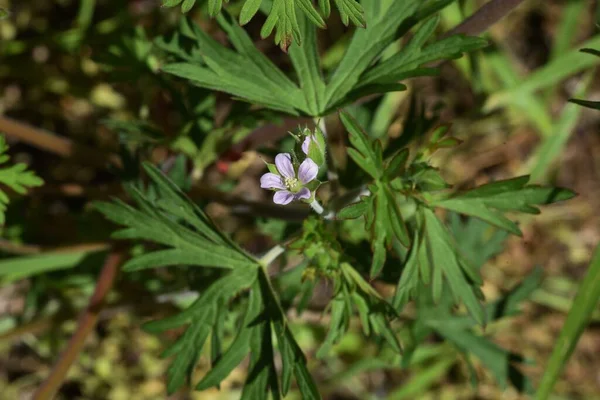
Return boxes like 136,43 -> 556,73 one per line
32,248 -> 124,400
442,0 -> 527,38
0,239 -> 42,255
0,116 -> 121,169
0,241 -> 109,256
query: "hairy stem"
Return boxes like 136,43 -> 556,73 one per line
33,248 -> 124,400
310,199 -> 335,220
259,245 -> 285,267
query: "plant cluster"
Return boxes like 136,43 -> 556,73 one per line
89,1 -> 575,396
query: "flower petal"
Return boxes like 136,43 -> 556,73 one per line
294,187 -> 311,201
273,190 -> 294,205
260,173 -> 285,190
298,158 -> 318,184
301,137 -> 311,155
275,153 -> 294,179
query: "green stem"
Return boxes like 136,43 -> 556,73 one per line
259,245 -> 285,267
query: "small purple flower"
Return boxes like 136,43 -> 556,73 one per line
260,153 -> 318,205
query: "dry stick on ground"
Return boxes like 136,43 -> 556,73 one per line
32,248 -> 125,400
441,0 -> 526,38
0,116 -> 122,169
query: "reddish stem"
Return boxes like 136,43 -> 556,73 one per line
32,249 -> 124,400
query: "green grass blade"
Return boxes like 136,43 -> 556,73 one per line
527,71 -> 592,183
550,0 -> 585,61
388,357 -> 456,400
536,244 -> 600,400
488,34 -> 600,108
0,248 -> 107,282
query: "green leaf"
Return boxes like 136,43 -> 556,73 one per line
388,357 -> 455,400
487,34 -> 600,108
122,248 -> 243,271
337,200 -> 368,219
432,176 -> 576,235
289,14 -> 327,116
341,110 -> 383,179
96,162 -> 258,275
334,0 -> 366,27
207,0 -> 223,15
384,148 -> 410,181
155,267 -> 258,393
162,0 -> 367,50
430,324 -> 532,391
196,283 -> 259,390
392,230 -> 422,311
383,186 -> 410,246
536,244 -> 600,400
530,80 -> 590,182
423,208 -> 485,326
161,15 -> 305,115
325,1 -> 420,109
181,0 -> 196,13
569,98 -> 600,110
162,0 -> 183,7
0,249 -> 106,283
317,263 -> 400,357
0,135 -> 44,224
357,15 -> 487,88
240,0 -> 263,25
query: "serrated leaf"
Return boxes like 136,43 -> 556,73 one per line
209,0 -> 224,15
432,176 -> 576,234
162,0 -> 183,7
423,208 -> 485,326
162,15 -> 305,115
341,111 -> 383,179
325,1 -> 420,109
392,230 -> 421,310
334,0 -> 365,27
181,0 -> 196,13
0,135 -> 44,225
319,0 -> 330,17
429,324 -> 533,391
385,148 -> 409,180
337,200 -> 368,219
289,13 -> 326,116
122,248 -> 250,271
196,285 -> 259,389
240,0 -> 263,25
383,186 -> 410,246
358,15 -> 487,88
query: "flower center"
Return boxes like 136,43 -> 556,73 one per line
284,177 -> 300,192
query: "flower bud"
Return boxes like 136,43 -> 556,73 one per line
301,126 -> 326,167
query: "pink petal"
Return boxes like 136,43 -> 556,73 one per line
298,158 -> 318,184
275,153 -> 294,179
273,190 -> 294,205
260,173 -> 285,190
294,187 -> 311,201
302,137 -> 311,154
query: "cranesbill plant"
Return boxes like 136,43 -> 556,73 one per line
96,1 -> 575,398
